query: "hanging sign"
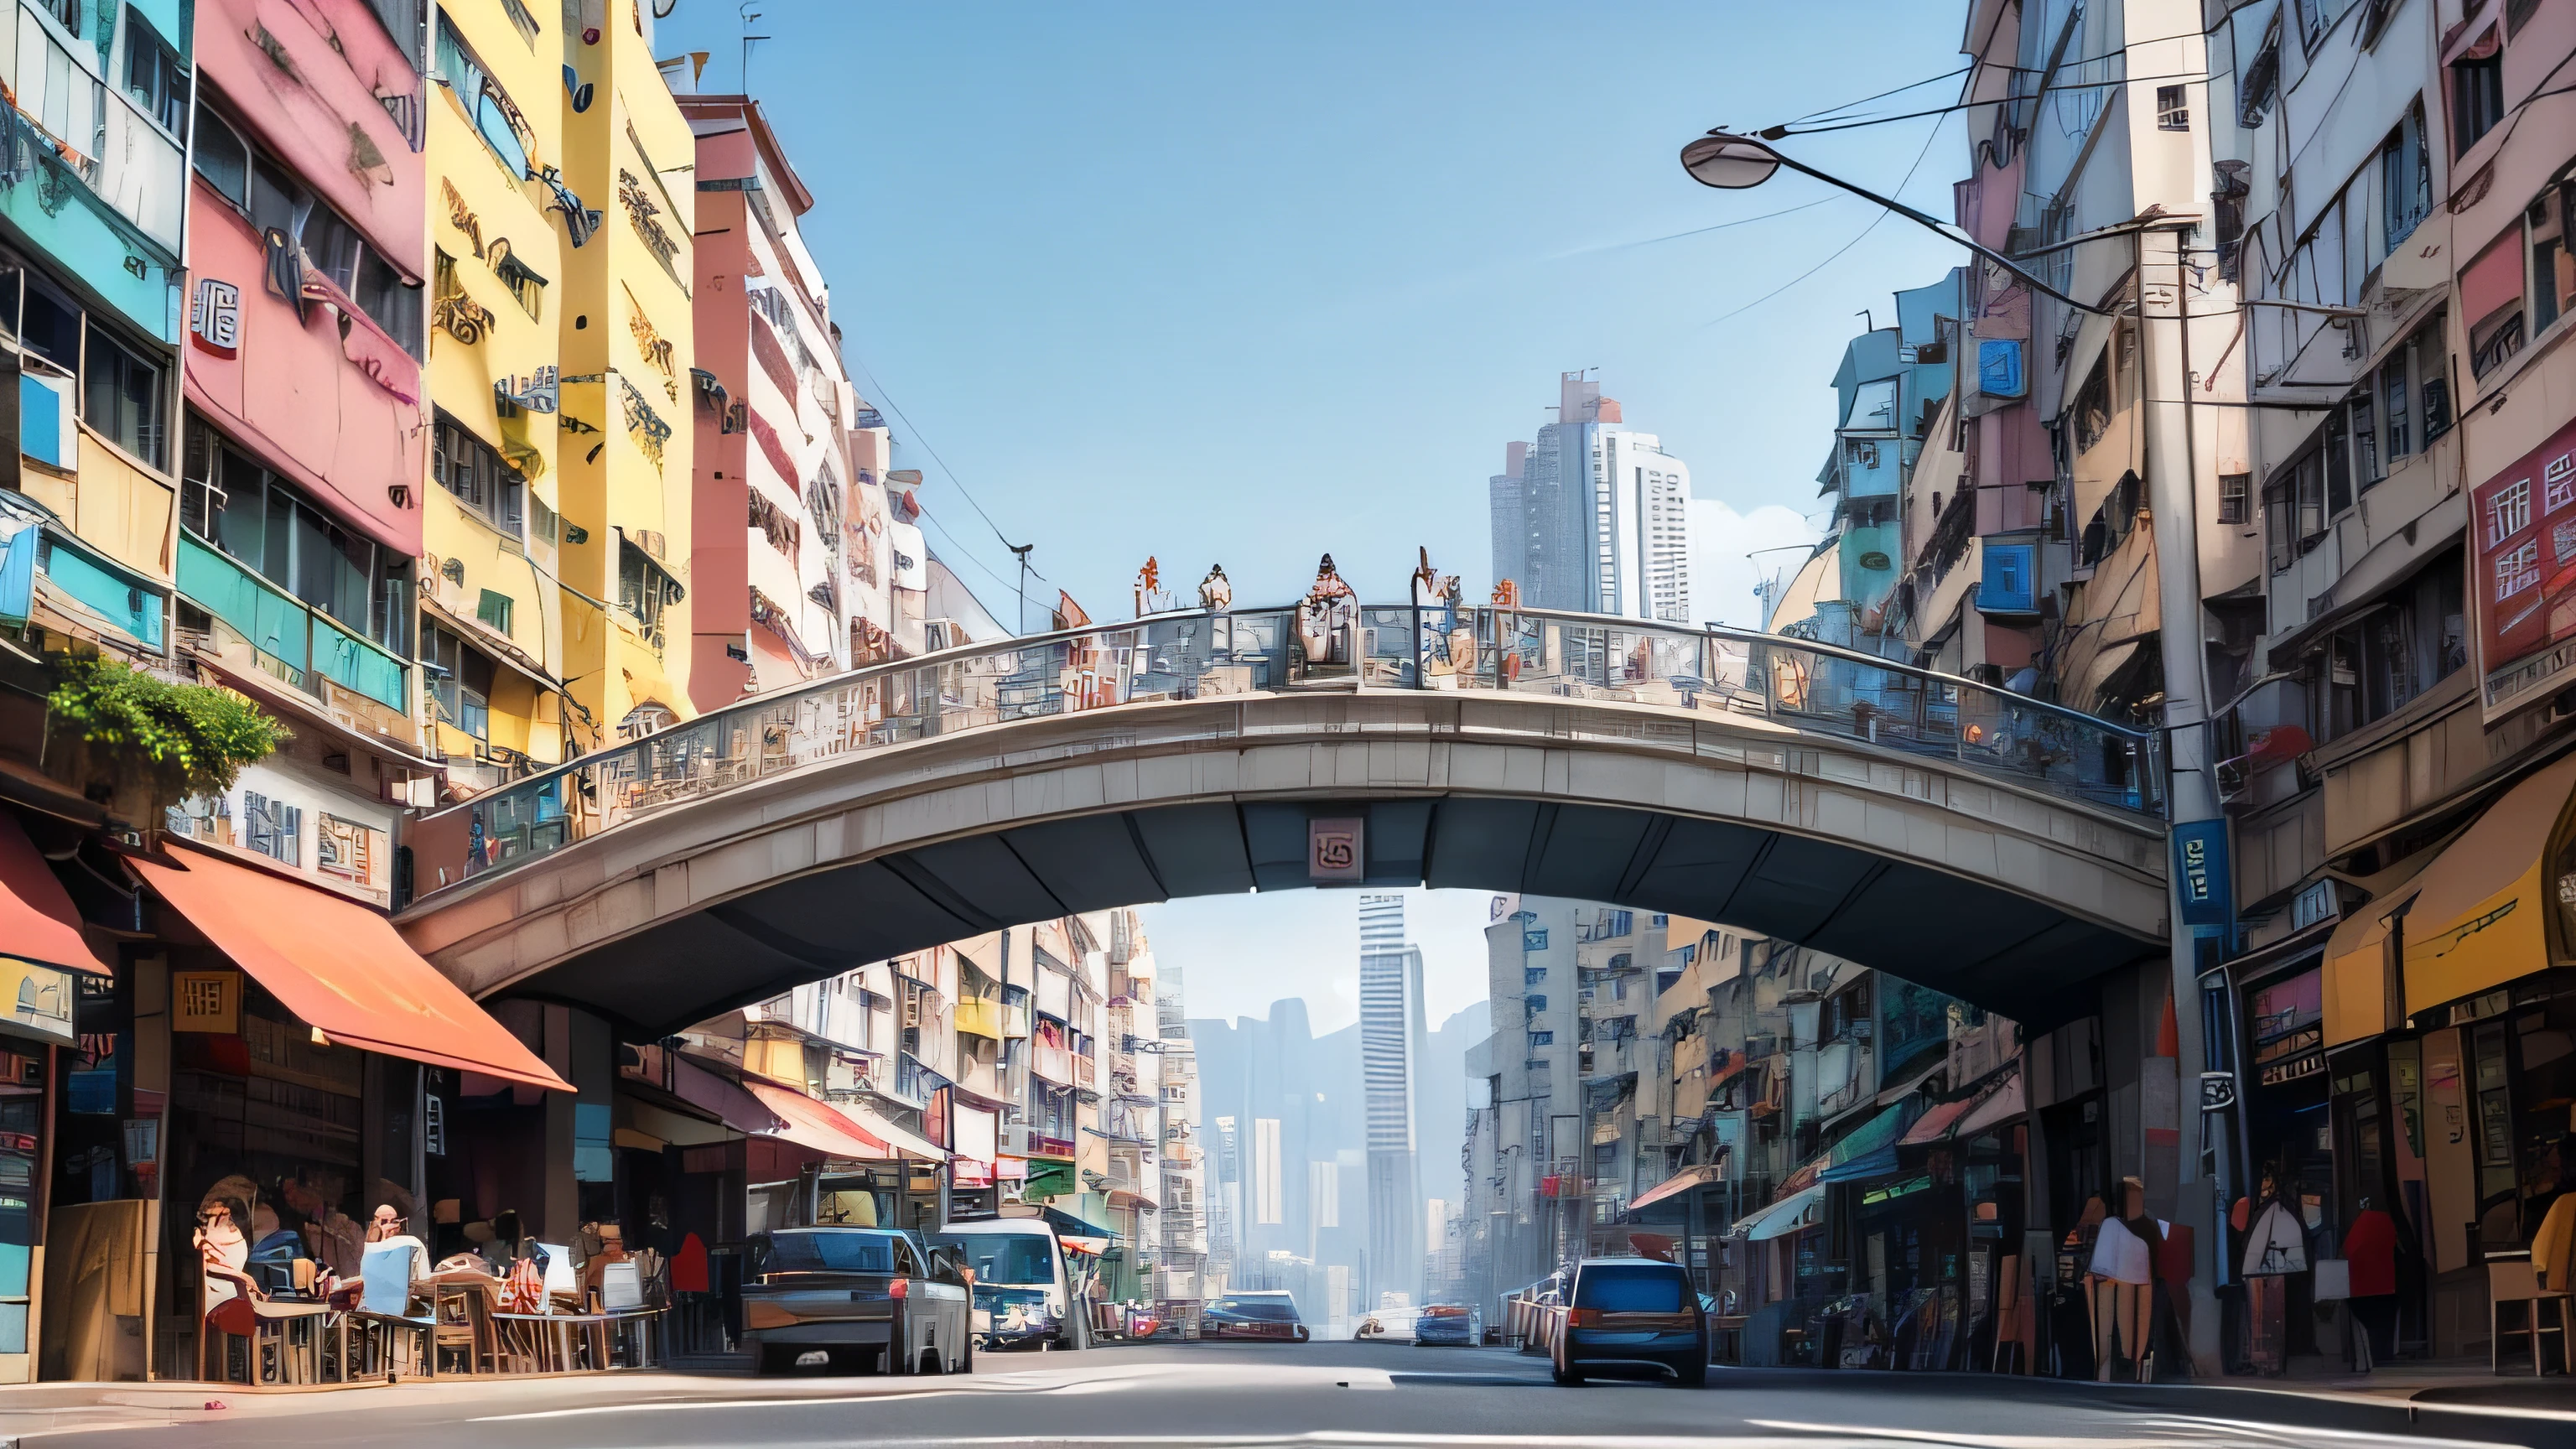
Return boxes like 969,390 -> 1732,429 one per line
1306,817 -> 1363,884
173,970 -> 242,1034
0,959 -> 73,1046
2172,819 -> 2231,930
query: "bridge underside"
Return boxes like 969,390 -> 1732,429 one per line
525,796 -> 2159,1038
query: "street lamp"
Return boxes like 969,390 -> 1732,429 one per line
1679,132 -> 2114,317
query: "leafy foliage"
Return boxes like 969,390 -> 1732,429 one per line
46,655 -> 285,804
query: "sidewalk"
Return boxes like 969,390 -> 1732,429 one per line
0,1372 -> 758,1444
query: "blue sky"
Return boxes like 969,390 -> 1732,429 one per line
654,1 -> 1980,1027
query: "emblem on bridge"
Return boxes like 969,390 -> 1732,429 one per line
1307,816 -> 1364,884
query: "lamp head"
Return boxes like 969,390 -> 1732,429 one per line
1680,132 -> 1783,190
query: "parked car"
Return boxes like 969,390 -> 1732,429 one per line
742,1227 -> 973,1375
1413,1303 -> 1475,1346
1202,1290 -> 1311,1341
1550,1257 -> 1706,1386
1354,1306 -> 1417,1340
932,1218 -> 1086,1352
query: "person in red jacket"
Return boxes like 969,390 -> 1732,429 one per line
2341,1202 -> 2402,1366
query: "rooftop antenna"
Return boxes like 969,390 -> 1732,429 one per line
1857,309 -> 1873,331
739,3 -> 769,91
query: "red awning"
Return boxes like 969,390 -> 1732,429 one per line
743,1078 -> 891,1160
132,849 -> 567,1091
0,814 -> 109,974
674,1054 -> 787,1136
1626,1162 -> 1722,1213
1899,1097 -> 1979,1146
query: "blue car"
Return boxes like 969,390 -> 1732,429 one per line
1551,1258 -> 1706,1386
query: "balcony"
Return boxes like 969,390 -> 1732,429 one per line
177,534 -> 413,721
1073,1053 -> 1098,1088
953,997 -> 1005,1039
1032,1040 -> 1072,1085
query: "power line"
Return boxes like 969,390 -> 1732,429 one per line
1701,114 -> 1948,329
843,349 -> 1046,582
1789,65 -> 1973,124
1774,70 -> 2213,136
1555,195 -> 1838,259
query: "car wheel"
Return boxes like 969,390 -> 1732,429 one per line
1550,1363 -> 1585,1385
756,1344 -> 793,1375
921,1345 -> 943,1376
1672,1359 -> 1707,1388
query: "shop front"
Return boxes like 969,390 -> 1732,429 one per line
0,809 -> 114,1384
102,844 -> 574,1383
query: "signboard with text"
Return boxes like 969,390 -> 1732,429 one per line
2473,415 -> 2576,722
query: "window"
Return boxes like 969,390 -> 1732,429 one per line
1524,966 -> 1546,986
2381,351 -> 2411,460
183,421 -> 410,653
38,0 -> 75,30
244,791 -> 303,866
2350,393 -> 2381,489
2219,473 -> 2251,525
2381,103 -> 2433,252
490,243 -> 545,319
2325,408 -> 2354,518
1528,1031 -> 1555,1047
2452,44 -> 2505,155
2071,352 -> 2113,454
2295,0 -> 2350,51
124,16 -> 186,135
301,205 -> 423,355
435,10 -> 532,177
432,412 -> 525,535
2304,553 -> 2466,741
85,322 -> 167,468
2155,85 -> 2189,131
423,624 -> 494,739
2532,182 -> 2571,337
191,100 -> 249,206
616,536 -> 684,647
2466,233 -> 2529,380
475,589 -> 513,635
497,0 -> 538,44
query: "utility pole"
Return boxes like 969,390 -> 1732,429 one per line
1009,542 -> 1034,635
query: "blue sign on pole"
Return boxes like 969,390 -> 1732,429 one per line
2173,820 -> 2231,931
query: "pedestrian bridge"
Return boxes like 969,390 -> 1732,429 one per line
396,605 -> 2170,1036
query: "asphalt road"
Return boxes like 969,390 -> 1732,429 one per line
27,1340 -> 2572,1449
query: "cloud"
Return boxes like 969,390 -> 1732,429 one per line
1689,497 -> 1820,629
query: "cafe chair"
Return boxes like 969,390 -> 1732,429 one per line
2489,1259 -> 2572,1376
348,1243 -> 434,1380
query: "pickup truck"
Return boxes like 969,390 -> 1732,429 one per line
741,1227 -> 974,1375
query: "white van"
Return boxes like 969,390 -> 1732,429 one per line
932,1218 -> 1086,1351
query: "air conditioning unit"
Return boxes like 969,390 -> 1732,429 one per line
1000,1124 -> 1036,1156
903,994 -> 922,1028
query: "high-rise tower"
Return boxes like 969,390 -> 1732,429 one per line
1358,894 -> 1427,1305
1489,374 -> 1694,622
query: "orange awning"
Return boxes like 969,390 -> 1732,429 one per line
0,813 -> 109,974
743,1078 -> 891,1159
132,849 -> 568,1092
1626,1162 -> 1722,1213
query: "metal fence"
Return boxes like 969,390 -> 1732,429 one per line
406,605 -> 2162,903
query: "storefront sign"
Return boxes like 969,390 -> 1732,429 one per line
2172,820 -> 2231,929
1306,817 -> 1363,883
173,970 -> 241,1034
2472,414 -> 2576,721
2249,969 -> 2325,1088
2199,1070 -> 2238,1113
0,958 -> 73,1046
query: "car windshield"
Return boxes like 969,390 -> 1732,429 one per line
1575,1265 -> 1686,1313
1217,1296 -> 1298,1322
764,1231 -> 898,1275
933,1232 -> 1052,1286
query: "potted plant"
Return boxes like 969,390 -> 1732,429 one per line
44,653 -> 285,827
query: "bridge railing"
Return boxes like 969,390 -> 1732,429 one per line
401,605 -> 2161,905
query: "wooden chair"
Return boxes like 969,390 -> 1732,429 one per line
433,1278 -> 500,1375
2490,1259 -> 2571,1375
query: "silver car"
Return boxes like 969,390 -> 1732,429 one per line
742,1227 -> 974,1375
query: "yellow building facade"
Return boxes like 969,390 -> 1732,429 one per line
423,3 -> 574,787
555,15 -> 694,745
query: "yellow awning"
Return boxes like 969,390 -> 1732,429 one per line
2319,850 -> 2443,1048
2399,754 -> 2576,1019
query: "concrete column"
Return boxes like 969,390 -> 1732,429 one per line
2138,222 -> 2224,1375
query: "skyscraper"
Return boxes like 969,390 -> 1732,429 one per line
1359,894 -> 1427,1305
1489,373 -> 1695,622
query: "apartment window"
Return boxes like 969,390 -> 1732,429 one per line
2381,103 -> 2433,252
491,245 -> 546,319
616,536 -> 684,643
123,14 -> 186,135
475,589 -> 513,635
2304,553 -> 2466,743
38,0 -> 75,29
191,101 -> 249,206
2295,0 -> 2350,51
2452,44 -> 2505,155
1528,1031 -> 1555,1047
302,205 -> 424,356
432,413 -> 526,536
85,322 -> 167,468
2071,352 -> 2113,454
423,624 -> 494,740
2219,473 -> 2251,526
2155,86 -> 2189,132
244,792 -> 302,866
2325,408 -> 2355,518
2465,232 -> 2528,380
1524,966 -> 1546,987
497,0 -> 538,44
2532,181 -> 2572,336
183,423 -> 412,655
435,10 -> 532,177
